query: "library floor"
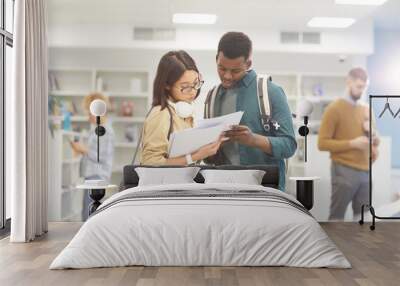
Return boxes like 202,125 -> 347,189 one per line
0,222 -> 399,286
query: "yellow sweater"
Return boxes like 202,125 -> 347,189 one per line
140,105 -> 193,165
318,98 -> 369,171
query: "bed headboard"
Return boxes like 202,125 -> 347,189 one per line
121,164 -> 280,190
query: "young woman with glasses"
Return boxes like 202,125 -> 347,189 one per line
139,50 -> 226,166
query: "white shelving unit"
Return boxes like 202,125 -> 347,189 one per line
48,127 -> 87,221
48,68 -> 151,221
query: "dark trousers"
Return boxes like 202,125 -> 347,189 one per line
81,175 -> 101,221
329,162 -> 369,221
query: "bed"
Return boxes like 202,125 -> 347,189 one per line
50,165 -> 350,269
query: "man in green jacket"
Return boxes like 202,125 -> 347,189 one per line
204,32 -> 297,190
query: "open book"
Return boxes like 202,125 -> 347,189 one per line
168,111 -> 244,158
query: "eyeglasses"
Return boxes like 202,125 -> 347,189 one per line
175,79 -> 204,95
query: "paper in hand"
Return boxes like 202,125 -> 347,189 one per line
168,111 -> 244,157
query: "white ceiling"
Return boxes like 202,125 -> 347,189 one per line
371,0 -> 400,29
47,0 -> 399,30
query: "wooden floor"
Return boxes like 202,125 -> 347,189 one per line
0,222 -> 399,286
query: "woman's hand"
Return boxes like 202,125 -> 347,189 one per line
70,141 -> 88,155
192,134 -> 228,161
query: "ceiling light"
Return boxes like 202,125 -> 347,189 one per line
335,0 -> 387,5
172,13 -> 217,25
307,17 -> 356,28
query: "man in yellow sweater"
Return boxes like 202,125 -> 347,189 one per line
318,67 -> 379,220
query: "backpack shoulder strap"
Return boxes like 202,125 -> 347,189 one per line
132,106 -> 155,164
256,75 -> 272,118
166,105 -> 174,140
256,75 -> 289,173
204,85 -> 220,119
132,105 -> 173,164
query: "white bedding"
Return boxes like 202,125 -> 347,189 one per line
50,183 -> 351,269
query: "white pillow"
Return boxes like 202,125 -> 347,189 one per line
200,169 -> 266,185
135,167 -> 200,186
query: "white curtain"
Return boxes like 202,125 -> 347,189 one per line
8,0 -> 48,242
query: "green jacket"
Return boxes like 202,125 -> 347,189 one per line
207,70 -> 297,190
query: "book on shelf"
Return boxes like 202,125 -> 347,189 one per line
48,72 -> 60,91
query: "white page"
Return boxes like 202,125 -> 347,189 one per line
168,111 -> 244,158
194,111 -> 244,129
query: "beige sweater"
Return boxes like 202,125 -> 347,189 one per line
140,105 -> 193,165
318,98 -> 370,171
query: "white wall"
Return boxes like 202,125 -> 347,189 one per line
48,15 -> 372,118
48,21 -> 374,54
49,47 -> 367,119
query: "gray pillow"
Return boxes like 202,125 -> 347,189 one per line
136,167 -> 201,186
200,169 -> 266,185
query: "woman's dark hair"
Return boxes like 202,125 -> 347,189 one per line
152,50 -> 200,110
217,32 -> 252,60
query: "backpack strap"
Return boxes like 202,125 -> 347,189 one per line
165,105 -> 174,140
204,85 -> 220,119
132,105 -> 174,164
132,106 -> 155,164
256,75 -> 272,131
256,75 -> 288,174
